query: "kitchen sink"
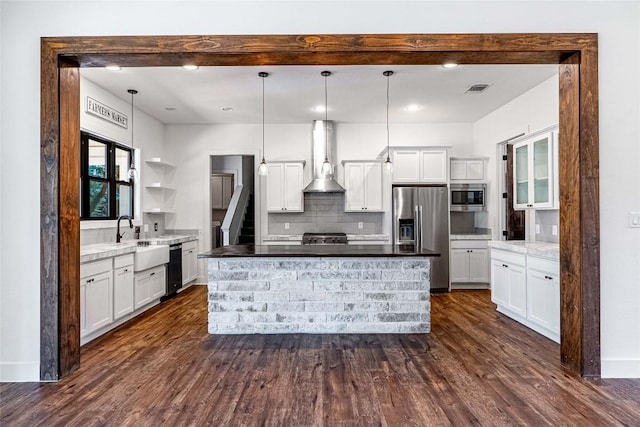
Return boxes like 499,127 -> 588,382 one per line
134,244 -> 169,272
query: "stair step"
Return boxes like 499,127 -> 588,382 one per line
238,235 -> 254,244
241,227 -> 254,235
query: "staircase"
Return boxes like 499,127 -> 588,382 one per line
238,194 -> 255,245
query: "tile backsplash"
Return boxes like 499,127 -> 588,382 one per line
268,193 -> 384,235
80,213 -> 167,245
535,210 -> 559,243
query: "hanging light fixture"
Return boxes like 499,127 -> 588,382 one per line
127,89 -> 139,181
257,72 -> 269,176
383,71 -> 394,174
320,71 -> 333,177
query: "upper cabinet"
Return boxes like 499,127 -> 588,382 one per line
266,161 -> 305,213
343,161 -> 383,212
512,129 -> 557,210
391,148 -> 448,184
450,157 -> 487,182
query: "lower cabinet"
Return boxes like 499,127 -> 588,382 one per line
80,258 -> 114,339
450,240 -> 489,284
490,248 -> 559,342
134,265 -> 166,310
113,255 -> 135,320
182,240 -> 198,285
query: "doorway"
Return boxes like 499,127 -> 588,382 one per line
40,33 -> 600,380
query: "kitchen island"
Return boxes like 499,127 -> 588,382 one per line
199,245 -> 438,334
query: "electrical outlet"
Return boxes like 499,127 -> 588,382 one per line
358,222 -> 363,230
552,225 -> 558,235
143,224 -> 149,232
284,222 -> 290,230
154,222 -> 158,232
535,224 -> 540,234
629,212 -> 640,228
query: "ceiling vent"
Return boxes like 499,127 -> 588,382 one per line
465,84 -> 491,94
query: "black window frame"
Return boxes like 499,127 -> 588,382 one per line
80,131 -> 135,220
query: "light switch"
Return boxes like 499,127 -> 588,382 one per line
629,212 -> 640,228
358,222 -> 363,229
143,224 -> 149,232
284,222 -> 290,230
535,224 -> 540,234
552,225 -> 558,235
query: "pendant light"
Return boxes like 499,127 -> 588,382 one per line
127,89 -> 139,181
257,72 -> 269,176
383,71 -> 394,174
320,71 -> 333,177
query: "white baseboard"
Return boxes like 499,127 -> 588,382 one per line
601,359 -> 640,378
0,362 -> 40,382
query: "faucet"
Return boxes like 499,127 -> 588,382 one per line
116,215 -> 133,243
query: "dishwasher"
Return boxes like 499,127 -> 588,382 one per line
164,243 -> 183,298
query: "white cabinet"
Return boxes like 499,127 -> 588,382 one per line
134,265 -> 166,309
513,130 -> 556,209
490,247 -> 560,343
526,256 -> 560,341
490,249 -> 527,317
80,258 -> 113,338
182,240 -> 198,285
343,161 -> 383,212
391,148 -> 447,184
113,254 -> 134,320
450,240 -> 489,283
266,162 -> 305,212
450,158 -> 486,181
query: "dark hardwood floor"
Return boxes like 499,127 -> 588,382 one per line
2,286 -> 639,426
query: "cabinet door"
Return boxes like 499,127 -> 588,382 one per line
266,163 -> 285,212
450,160 -> 467,180
507,264 -> 527,317
392,150 -> 420,183
419,150 -> 447,183
466,160 -> 484,180
490,260 -> 509,306
531,134 -> 553,208
150,266 -> 166,300
113,266 -> 134,320
468,249 -> 489,282
134,273 -> 151,309
513,140 -> 530,209
363,163 -> 383,210
450,249 -> 470,282
527,268 -> 560,335
182,249 -> 190,285
80,282 -> 87,337
189,249 -> 198,282
344,163 -> 366,211
210,176 -> 223,209
282,163 -> 304,211
86,271 -> 113,332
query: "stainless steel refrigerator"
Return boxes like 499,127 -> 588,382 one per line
393,185 -> 450,292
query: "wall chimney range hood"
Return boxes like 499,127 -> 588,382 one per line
303,120 -> 345,193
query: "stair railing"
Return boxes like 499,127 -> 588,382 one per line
221,184 -> 250,246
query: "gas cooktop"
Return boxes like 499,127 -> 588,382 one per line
301,232 -> 348,245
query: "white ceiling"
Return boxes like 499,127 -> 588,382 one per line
81,64 -> 558,125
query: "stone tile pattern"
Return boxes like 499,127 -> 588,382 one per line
207,257 -> 431,334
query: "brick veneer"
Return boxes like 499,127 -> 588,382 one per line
207,257 -> 431,334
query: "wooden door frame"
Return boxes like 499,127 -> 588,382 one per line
40,33 -> 599,380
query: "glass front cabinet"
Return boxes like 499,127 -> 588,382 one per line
512,130 -> 556,210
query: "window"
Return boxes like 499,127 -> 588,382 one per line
81,132 -> 134,220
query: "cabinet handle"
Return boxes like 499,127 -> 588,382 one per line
86,278 -> 94,283
502,264 -> 509,268
123,269 -> 128,272
545,275 -> 553,280
150,272 -> 156,276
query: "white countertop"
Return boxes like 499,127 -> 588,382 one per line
488,240 -> 559,261
263,234 -> 390,242
81,234 -> 198,263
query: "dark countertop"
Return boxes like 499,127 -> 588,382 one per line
199,244 -> 440,258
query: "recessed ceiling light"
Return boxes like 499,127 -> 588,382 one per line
221,107 -> 234,112
106,65 -> 121,71
312,105 -> 326,113
182,65 -> 199,70
165,107 -> 176,111
442,63 -> 458,69
405,104 -> 423,112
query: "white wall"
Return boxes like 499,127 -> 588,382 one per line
1,0 -> 639,381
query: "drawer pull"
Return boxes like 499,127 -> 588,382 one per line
150,272 -> 156,276
502,264 -> 509,268
545,275 -> 553,280
86,278 -> 94,283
